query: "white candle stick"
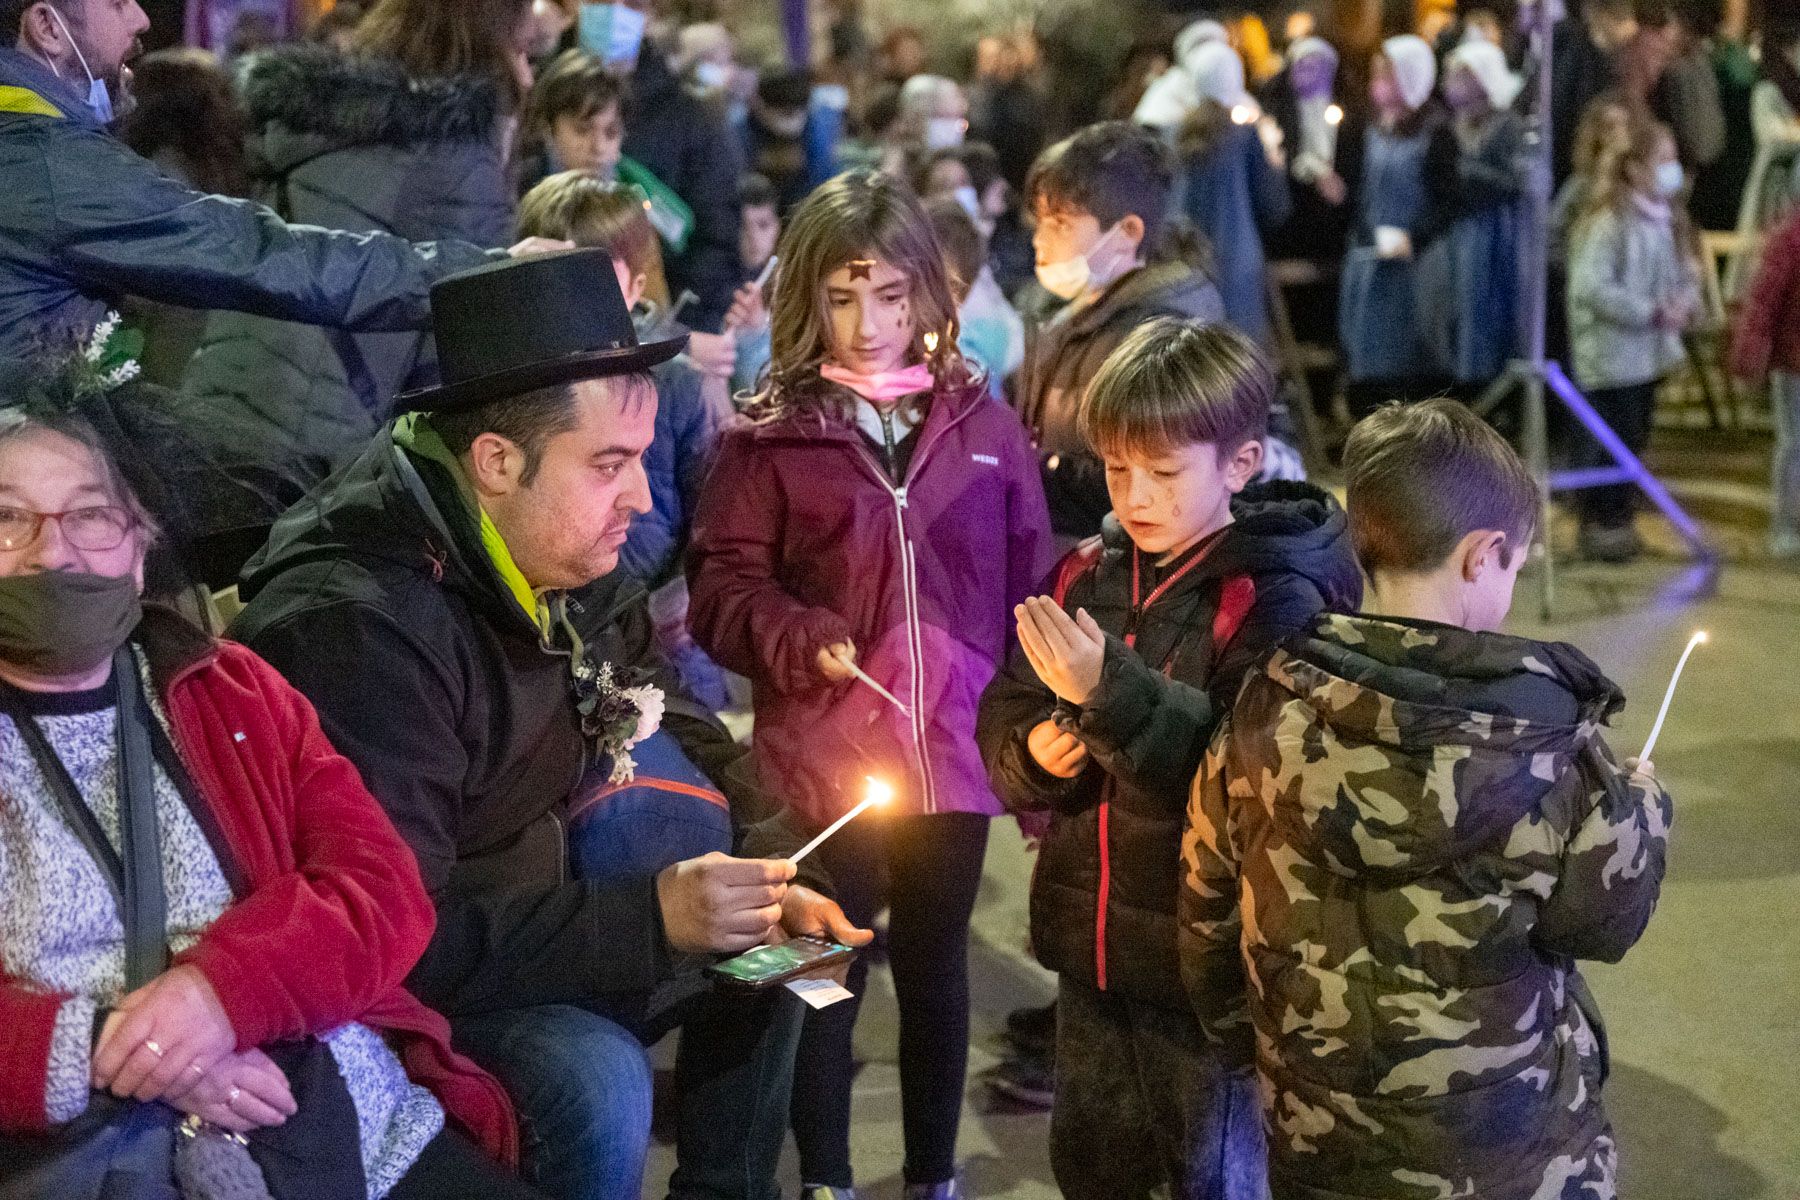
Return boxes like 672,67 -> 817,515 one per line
845,661 -> 912,718
754,254 -> 779,290
790,778 -> 894,864
1640,630 -> 1707,763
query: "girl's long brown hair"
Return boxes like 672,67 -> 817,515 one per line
747,170 -> 976,425
351,0 -> 532,109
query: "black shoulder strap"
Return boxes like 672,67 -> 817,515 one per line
3,648 -> 168,989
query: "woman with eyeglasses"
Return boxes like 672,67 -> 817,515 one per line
0,364 -> 543,1199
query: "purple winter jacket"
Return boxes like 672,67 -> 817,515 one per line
687,380 -> 1057,826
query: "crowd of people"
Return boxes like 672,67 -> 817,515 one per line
0,0 -> 1729,1198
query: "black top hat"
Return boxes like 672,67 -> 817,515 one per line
398,248 -> 687,414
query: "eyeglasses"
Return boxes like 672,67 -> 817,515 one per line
0,506 -> 137,553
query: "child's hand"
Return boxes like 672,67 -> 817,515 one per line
1624,755 -> 1657,782
725,283 -> 769,333
687,330 -> 739,380
1016,597 -> 1107,706
1027,719 -> 1089,779
818,640 -> 859,683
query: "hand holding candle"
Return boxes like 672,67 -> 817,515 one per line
790,777 -> 895,864
1639,630 -> 1707,764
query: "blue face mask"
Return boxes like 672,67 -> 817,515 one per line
1654,160 -> 1685,199
46,5 -> 113,123
578,4 -> 648,67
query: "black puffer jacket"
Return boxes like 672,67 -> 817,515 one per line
976,482 -> 1361,1009
175,45 -> 513,565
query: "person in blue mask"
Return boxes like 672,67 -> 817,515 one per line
0,0 -> 563,361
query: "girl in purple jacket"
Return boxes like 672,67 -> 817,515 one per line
687,171 -> 1055,1200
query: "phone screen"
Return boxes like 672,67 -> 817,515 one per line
711,937 -> 851,985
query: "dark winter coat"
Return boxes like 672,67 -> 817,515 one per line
623,50 -> 746,332
976,484 -> 1361,1009
229,422 -> 807,1019
687,381 -> 1057,826
0,47 -> 494,360
1015,262 -> 1226,539
620,310 -> 731,589
174,46 -> 515,552
1260,72 -> 1364,265
1184,614 -> 1671,1199
1417,110 -> 1526,384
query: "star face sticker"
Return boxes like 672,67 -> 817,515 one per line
847,259 -> 877,281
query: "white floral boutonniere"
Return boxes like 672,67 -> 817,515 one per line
574,660 -> 666,784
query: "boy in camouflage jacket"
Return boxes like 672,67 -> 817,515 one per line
1181,399 -> 1672,1200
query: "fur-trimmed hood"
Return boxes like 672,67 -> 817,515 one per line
238,43 -> 502,167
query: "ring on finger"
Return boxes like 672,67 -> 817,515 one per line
143,1040 -> 164,1059
227,1086 -> 242,1108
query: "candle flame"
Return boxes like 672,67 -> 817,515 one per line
923,331 -> 940,354
1693,630 -> 1709,645
1325,104 -> 1344,126
1230,104 -> 1255,125
864,777 -> 894,807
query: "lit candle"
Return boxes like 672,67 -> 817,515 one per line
846,661 -> 912,718
789,778 -> 895,863
1640,631 -> 1707,763
1325,104 -> 1344,126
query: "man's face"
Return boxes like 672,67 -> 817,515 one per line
824,257 -> 915,376
550,101 -> 624,179
43,0 -> 148,85
483,378 -> 657,591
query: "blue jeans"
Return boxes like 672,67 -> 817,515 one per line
454,985 -> 805,1200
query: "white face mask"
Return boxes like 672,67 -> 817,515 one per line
579,4 -> 648,67
925,116 -> 966,150
46,5 -> 112,123
1036,224 -> 1132,301
953,185 -> 982,222
692,60 -> 728,91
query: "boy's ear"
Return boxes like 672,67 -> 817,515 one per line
1118,212 -> 1147,251
1223,438 -> 1264,493
1457,529 -> 1508,583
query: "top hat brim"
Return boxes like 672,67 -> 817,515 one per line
397,333 -> 688,415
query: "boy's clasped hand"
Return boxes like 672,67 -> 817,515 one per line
1016,597 -> 1107,780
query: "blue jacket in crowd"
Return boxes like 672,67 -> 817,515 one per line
1178,122 -> 1292,345
0,47 -> 493,361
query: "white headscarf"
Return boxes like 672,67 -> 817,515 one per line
1175,20 -> 1230,72
1448,38 -> 1522,110
1381,34 -> 1438,112
1188,41 -> 1253,111
1135,19 -> 1233,129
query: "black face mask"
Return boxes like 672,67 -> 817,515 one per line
0,570 -> 142,678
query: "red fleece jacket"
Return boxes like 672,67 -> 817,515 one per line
0,611 -> 516,1166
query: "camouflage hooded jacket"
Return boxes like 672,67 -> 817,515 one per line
1180,614 -> 1672,1200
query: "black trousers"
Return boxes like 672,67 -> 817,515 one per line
1575,380 -> 1658,529
389,1129 -> 553,1200
1049,979 -> 1268,1200
788,812 -> 991,1188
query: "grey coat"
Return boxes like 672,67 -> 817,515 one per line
0,47 -> 492,360
176,45 -> 516,546
1567,203 -> 1699,390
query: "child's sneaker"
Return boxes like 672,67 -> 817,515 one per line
800,1187 -> 855,1200
983,1051 -> 1054,1109
1002,1001 -> 1056,1056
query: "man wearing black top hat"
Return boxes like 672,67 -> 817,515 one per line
229,249 -> 870,1200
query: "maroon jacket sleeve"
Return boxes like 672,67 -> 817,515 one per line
1731,213 -> 1800,381
686,428 -> 856,695
169,647 -> 438,1050
0,981 -> 68,1133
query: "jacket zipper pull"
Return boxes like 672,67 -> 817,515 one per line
894,486 -> 908,509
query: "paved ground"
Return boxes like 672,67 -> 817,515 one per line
649,423 -> 1800,1199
